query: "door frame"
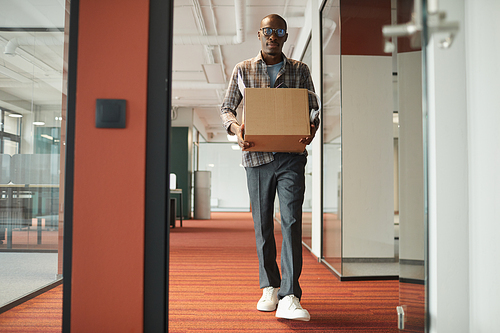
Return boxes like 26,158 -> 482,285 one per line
62,0 -> 174,331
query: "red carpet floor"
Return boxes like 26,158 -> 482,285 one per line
169,212 -> 401,332
0,285 -> 63,332
0,212 -> 408,332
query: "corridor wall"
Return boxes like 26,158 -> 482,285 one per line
340,0 -> 394,259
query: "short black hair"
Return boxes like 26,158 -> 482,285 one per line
262,14 -> 287,31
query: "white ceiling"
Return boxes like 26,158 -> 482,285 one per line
172,0 -> 311,142
0,0 -> 311,140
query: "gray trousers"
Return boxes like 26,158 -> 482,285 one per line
245,153 -> 306,300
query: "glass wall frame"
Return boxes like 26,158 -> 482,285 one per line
321,0 -> 342,275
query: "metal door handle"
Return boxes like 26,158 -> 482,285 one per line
382,0 -> 459,50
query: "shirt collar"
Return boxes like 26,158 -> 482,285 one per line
253,51 -> 288,66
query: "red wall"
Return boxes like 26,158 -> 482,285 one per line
341,0 -> 392,56
71,0 -> 150,331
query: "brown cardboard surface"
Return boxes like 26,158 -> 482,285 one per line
243,88 -> 310,153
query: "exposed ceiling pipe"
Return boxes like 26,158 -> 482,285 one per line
0,65 -> 32,83
208,0 -> 227,82
4,36 -> 64,56
191,0 -> 215,64
282,0 -> 291,17
174,0 -> 246,45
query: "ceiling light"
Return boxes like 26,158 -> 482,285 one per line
34,111 -> 46,126
41,134 -> 53,140
8,113 -> 23,118
231,145 -> 240,150
227,134 -> 238,142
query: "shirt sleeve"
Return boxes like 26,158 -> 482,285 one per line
220,65 -> 243,135
301,64 -> 321,128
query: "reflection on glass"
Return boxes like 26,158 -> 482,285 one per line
321,0 -> 342,275
0,1 -> 67,308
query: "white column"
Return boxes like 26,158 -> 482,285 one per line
465,0 -> 500,331
426,0 -> 469,331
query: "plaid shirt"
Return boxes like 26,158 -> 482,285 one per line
221,52 -> 319,167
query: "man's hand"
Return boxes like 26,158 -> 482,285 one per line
231,123 -> 254,150
299,124 -> 317,145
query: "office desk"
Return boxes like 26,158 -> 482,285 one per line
170,189 -> 183,227
0,184 -> 59,249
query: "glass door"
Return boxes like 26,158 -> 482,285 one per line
0,0 -> 68,309
382,0 -> 457,330
320,0 -> 433,330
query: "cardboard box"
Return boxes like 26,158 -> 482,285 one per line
243,88 -> 310,153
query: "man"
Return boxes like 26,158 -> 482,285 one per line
220,14 -> 319,322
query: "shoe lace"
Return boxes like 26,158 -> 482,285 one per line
262,286 -> 275,301
288,295 -> 303,310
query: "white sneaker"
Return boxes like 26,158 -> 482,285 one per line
275,295 -> 310,321
257,286 -> 279,311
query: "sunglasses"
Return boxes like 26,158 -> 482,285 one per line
260,27 -> 286,38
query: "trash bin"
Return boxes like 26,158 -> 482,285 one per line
194,171 -> 211,219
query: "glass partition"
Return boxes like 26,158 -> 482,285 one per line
321,0 -> 342,275
0,0 -> 67,308
323,0 -> 399,280
299,42 -> 313,249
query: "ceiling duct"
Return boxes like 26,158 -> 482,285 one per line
174,0 -> 246,45
4,36 -> 64,56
